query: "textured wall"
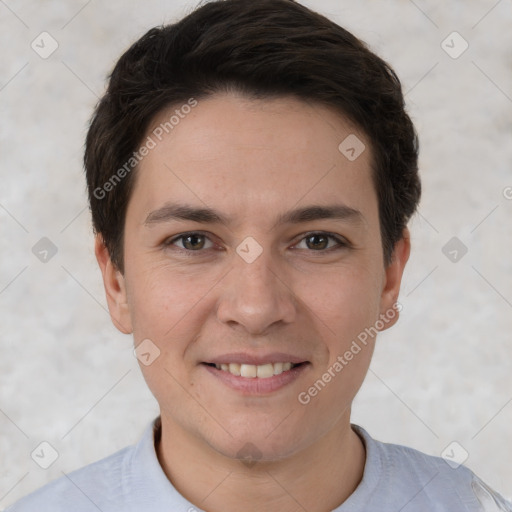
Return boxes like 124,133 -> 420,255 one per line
1,0 -> 511,508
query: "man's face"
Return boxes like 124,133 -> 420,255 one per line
97,93 -> 409,461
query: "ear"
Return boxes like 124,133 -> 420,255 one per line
378,228 -> 411,331
94,234 -> 133,334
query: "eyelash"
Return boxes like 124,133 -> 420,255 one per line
163,231 -> 349,255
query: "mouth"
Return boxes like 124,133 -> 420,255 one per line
202,361 -> 307,379
201,358 -> 310,395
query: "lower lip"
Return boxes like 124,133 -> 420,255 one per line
202,363 -> 310,395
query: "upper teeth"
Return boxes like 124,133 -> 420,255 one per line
215,362 -> 294,378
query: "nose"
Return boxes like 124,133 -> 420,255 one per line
216,248 -> 297,336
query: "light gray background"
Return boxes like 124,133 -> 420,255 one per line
1,0 -> 511,508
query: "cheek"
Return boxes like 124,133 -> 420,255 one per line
296,272 -> 379,422
301,264 -> 381,400
126,266 -> 213,407
301,264 -> 382,333
127,263 -> 211,340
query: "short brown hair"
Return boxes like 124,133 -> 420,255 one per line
84,0 -> 420,272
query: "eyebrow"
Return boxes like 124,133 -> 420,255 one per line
144,202 -> 364,229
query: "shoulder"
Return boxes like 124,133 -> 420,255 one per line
350,425 -> 512,512
5,444 -> 134,512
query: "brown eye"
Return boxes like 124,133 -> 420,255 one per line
166,232 -> 214,252
305,233 -> 329,250
181,233 -> 206,250
294,232 -> 346,252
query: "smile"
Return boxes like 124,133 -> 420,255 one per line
202,361 -> 310,394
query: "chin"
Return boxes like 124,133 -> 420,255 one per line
207,423 -> 309,463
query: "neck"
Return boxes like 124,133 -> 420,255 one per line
155,413 -> 366,512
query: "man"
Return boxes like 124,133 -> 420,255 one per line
7,0 -> 511,510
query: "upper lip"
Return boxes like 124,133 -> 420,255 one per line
204,352 -> 309,365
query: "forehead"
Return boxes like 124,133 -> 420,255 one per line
130,92 -> 377,227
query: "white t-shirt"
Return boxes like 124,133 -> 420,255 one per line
6,417 -> 512,511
